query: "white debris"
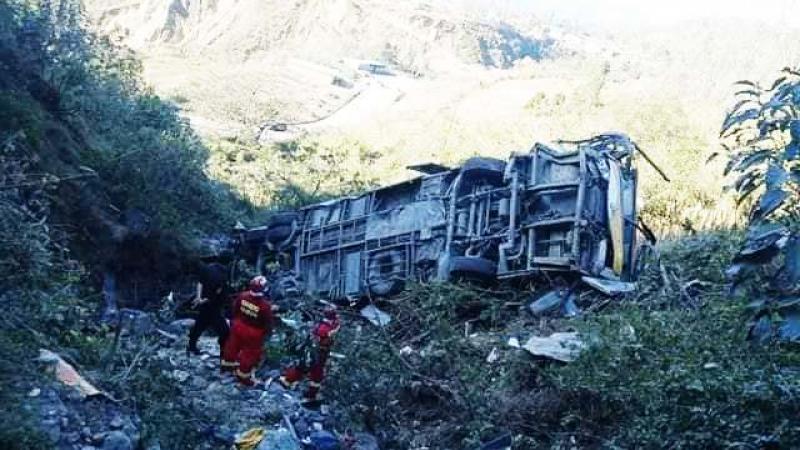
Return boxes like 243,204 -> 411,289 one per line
486,347 -> 499,363
521,332 -> 586,362
28,388 -> 41,397
399,346 -> 414,356
507,337 -> 521,348
582,276 -> 636,296
360,304 -> 392,327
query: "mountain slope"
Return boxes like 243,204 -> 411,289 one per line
85,0 -> 560,71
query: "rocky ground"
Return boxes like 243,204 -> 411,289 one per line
23,315 -> 378,450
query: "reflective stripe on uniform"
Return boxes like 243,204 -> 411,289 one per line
308,381 -> 321,388
221,359 -> 239,367
235,368 -> 253,379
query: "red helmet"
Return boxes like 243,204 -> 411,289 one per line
248,276 -> 268,296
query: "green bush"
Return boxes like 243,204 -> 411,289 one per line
551,299 -> 800,447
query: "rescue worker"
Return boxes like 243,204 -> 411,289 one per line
187,262 -> 230,356
279,305 -> 340,404
221,276 -> 274,386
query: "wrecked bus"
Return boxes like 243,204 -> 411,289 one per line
233,133 -> 646,300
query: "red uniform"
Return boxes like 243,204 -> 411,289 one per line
221,290 -> 273,385
281,310 -> 340,401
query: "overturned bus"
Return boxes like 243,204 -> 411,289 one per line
233,133 -> 646,300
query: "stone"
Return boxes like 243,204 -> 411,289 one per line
102,431 -> 132,450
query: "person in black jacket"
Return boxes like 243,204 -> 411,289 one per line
187,262 -> 231,356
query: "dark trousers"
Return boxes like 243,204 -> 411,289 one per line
188,305 -> 230,351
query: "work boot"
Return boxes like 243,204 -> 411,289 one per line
186,344 -> 202,356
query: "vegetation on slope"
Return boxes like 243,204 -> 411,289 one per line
328,233 -> 800,449
0,1 -> 249,446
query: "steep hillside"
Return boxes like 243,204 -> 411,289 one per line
85,0 -> 560,70
82,0 -> 577,138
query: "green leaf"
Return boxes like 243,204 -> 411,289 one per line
791,120 -> 800,141
721,108 -> 760,137
750,188 -> 787,221
732,149 -> 770,173
765,162 -> 787,190
786,142 -> 800,160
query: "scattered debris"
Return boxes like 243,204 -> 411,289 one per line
529,289 -> 562,316
360,305 -> 391,327
507,337 -> 521,348
486,347 -> 499,363
37,349 -> 102,398
399,346 -> 414,356
582,276 -> 636,296
521,332 -> 585,362
28,387 -> 41,397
